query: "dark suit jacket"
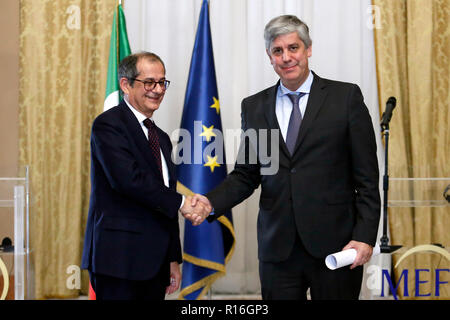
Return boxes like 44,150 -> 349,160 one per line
207,72 -> 380,262
81,100 -> 183,281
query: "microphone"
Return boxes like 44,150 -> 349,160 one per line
444,184 -> 450,203
381,97 -> 397,129
0,237 -> 13,252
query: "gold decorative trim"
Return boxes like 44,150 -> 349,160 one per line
176,181 -> 236,300
0,257 -> 9,300
394,245 -> 450,269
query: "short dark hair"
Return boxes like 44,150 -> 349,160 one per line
118,52 -> 166,94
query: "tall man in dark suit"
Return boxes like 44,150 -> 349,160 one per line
81,52 -> 210,300
192,15 -> 380,299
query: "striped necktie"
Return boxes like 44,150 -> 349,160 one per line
143,118 -> 162,177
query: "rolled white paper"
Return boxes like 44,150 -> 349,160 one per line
325,244 -> 381,270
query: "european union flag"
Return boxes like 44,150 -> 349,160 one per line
177,0 -> 235,300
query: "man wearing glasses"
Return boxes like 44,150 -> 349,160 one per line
81,52 -> 210,299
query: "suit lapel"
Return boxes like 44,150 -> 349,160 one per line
119,102 -> 164,180
292,73 -> 328,159
263,82 -> 291,159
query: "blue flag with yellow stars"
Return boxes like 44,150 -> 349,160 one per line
177,0 -> 235,300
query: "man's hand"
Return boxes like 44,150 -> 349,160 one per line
190,194 -> 213,225
190,194 -> 212,210
342,240 -> 373,269
165,262 -> 181,295
180,195 -> 212,226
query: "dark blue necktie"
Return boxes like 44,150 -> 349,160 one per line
286,93 -> 306,155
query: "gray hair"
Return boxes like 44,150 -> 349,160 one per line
264,15 -> 312,50
118,51 -> 166,93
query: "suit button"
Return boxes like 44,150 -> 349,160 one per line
290,168 -> 296,173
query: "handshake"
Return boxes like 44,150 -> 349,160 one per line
179,194 -> 213,226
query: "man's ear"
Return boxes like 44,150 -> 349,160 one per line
119,77 -> 129,95
266,48 -> 273,65
307,45 -> 312,58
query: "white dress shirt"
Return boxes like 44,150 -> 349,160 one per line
124,97 -> 186,209
124,97 -> 170,188
275,71 -> 314,142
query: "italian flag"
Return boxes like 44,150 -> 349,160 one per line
103,2 -> 131,111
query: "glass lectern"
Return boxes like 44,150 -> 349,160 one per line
0,166 -> 33,300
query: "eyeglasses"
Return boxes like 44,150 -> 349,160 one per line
131,78 -> 171,91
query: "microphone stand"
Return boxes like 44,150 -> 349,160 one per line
380,121 -> 402,253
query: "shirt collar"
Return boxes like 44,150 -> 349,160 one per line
278,70 -> 314,97
124,95 -> 153,124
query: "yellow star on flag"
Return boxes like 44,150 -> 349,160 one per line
199,124 -> 216,142
210,97 -> 220,114
204,155 -> 221,173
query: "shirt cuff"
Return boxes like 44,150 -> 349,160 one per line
179,195 -> 185,210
